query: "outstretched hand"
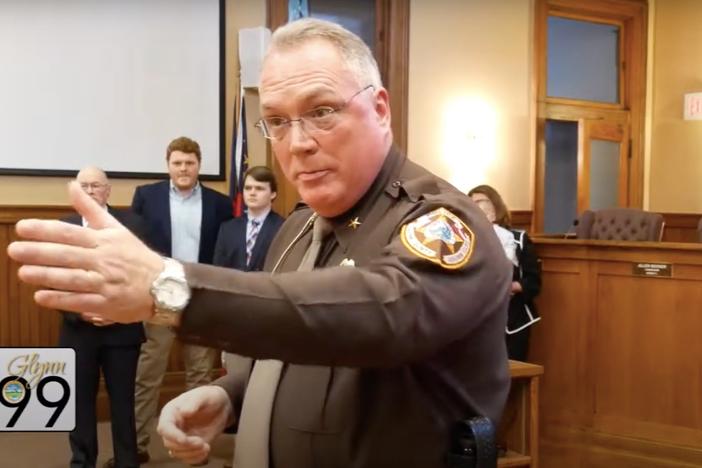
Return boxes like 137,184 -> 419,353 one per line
157,385 -> 234,465
7,181 -> 163,323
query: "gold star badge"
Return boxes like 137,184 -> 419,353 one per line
348,217 -> 362,230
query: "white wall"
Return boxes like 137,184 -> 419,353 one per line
408,0 -> 534,210
0,0 -> 266,206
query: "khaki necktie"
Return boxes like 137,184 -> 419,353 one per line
233,214 -> 333,468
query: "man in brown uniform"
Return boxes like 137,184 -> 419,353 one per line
9,18 -> 511,468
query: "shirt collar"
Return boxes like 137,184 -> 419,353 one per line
169,180 -> 201,198
248,208 -> 271,225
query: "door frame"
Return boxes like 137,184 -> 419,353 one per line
533,0 -> 647,232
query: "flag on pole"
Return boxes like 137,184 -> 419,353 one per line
230,87 -> 248,217
288,0 -> 309,21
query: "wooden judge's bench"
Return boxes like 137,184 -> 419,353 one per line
529,237 -> 702,468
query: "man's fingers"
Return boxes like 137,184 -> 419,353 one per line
9,241 -> 98,270
163,436 -> 207,451
33,290 -> 112,317
18,265 -> 103,293
157,418 -> 188,445
69,181 -> 122,229
13,219 -> 99,248
165,443 -> 210,465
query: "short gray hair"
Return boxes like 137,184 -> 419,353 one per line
266,18 -> 383,89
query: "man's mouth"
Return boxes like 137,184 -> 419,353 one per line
297,170 -> 329,182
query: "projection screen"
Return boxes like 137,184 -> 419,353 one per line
0,0 -> 225,179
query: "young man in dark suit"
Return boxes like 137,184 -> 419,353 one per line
213,166 -> 284,392
59,166 -> 146,468
213,166 -> 284,273
114,136 -> 232,466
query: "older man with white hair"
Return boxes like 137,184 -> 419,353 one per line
59,166 -> 146,468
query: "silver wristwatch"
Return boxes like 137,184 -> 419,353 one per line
149,257 -> 191,326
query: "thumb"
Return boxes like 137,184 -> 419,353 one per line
68,181 -> 121,229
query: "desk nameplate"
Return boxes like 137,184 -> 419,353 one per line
632,262 -> 672,277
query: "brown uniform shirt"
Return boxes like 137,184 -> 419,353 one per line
178,147 -> 511,468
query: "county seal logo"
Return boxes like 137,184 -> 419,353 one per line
400,207 -> 474,269
2,379 -> 26,404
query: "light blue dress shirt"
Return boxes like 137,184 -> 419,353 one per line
169,181 -> 202,263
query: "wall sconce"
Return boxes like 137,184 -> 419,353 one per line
441,96 -> 497,192
683,92 -> 702,120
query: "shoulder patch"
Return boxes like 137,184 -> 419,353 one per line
400,207 -> 474,269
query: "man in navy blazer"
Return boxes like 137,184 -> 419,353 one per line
118,136 -> 232,466
60,166 -> 146,468
213,166 -> 284,272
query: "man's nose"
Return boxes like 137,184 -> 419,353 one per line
288,120 -> 316,154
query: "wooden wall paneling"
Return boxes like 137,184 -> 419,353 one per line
593,270 -> 702,446
377,0 -> 410,154
661,213 -> 702,243
8,228 -> 26,347
511,210 -> 534,232
0,225 -> 9,345
530,238 -> 702,467
530,254 -> 593,426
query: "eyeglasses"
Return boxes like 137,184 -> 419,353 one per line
255,84 -> 374,141
79,182 -> 107,191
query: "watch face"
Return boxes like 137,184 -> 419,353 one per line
156,277 -> 190,310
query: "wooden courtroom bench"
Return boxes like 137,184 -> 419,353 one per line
498,360 -> 543,468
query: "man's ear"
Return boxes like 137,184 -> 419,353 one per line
374,87 -> 392,130
271,191 -> 277,201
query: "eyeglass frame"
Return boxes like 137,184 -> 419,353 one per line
255,84 -> 375,141
79,182 -> 109,191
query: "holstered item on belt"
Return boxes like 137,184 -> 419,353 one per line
445,416 -> 497,468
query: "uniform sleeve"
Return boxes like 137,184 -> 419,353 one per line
517,232 -> 541,301
177,199 -> 511,368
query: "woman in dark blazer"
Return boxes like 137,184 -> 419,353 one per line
468,185 -> 541,361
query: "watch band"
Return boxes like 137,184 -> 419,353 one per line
148,258 -> 190,327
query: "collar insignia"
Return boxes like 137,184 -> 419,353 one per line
340,258 -> 355,267
348,217 -> 362,230
400,207 -> 474,269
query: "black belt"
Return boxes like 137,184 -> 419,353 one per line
445,416 -> 497,468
